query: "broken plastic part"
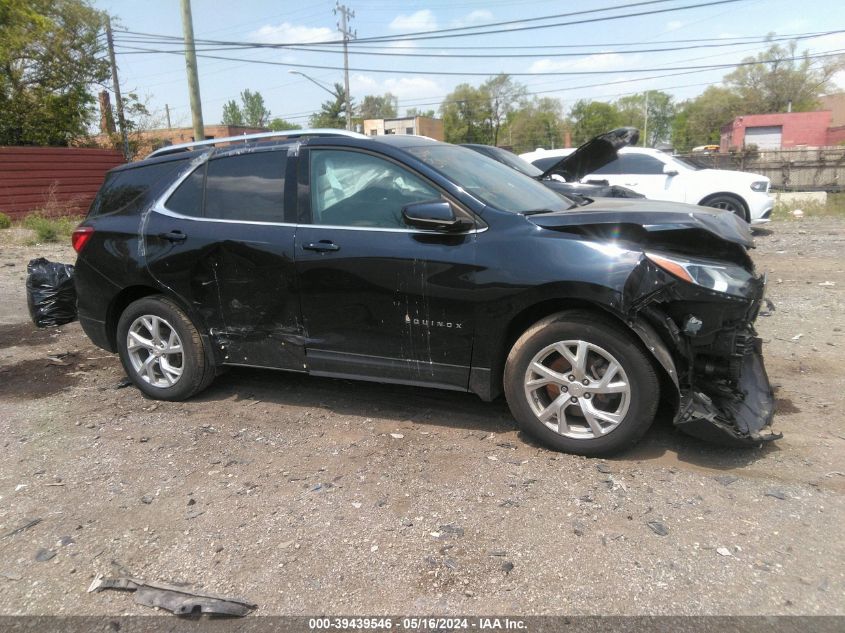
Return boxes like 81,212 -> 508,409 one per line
87,573 -> 257,617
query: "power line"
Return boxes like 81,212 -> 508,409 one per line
112,29 -> 845,59
109,44 -> 845,77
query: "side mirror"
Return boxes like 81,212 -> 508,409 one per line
663,164 -> 679,177
402,200 -> 471,232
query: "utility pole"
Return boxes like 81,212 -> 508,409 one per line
180,0 -> 205,142
334,2 -> 355,131
165,104 -> 172,129
105,16 -> 129,160
643,90 -> 650,148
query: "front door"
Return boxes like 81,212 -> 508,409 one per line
295,147 -> 477,390
144,148 -> 304,370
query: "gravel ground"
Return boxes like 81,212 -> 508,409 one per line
0,218 -> 843,616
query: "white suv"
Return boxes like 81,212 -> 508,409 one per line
521,146 -> 773,224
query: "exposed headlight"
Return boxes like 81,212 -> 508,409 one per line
645,252 -> 754,297
750,181 -> 769,192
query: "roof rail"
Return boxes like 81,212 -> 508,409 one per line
146,128 -> 368,159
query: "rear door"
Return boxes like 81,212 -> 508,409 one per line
294,146 -> 478,390
143,147 -> 304,370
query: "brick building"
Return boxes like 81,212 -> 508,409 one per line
362,116 -> 444,141
720,110 -> 845,151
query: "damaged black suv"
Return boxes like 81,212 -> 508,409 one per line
72,130 -> 778,455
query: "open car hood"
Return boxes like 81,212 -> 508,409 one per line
527,199 -> 754,249
540,127 -> 640,182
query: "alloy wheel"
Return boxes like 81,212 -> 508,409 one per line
523,339 -> 631,439
126,314 -> 184,388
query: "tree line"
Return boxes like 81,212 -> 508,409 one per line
2,0 -> 843,154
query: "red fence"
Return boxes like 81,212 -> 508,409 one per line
0,146 -> 125,219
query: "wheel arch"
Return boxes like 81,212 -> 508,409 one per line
105,286 -> 215,361
474,297 -> 680,418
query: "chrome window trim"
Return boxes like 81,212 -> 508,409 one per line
151,205 -> 486,234
151,144 -> 487,234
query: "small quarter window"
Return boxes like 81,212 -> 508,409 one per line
165,164 -> 205,217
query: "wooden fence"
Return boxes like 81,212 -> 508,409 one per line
677,147 -> 845,191
0,146 -> 125,219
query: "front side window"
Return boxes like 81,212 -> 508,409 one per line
204,151 -> 286,222
310,150 -> 441,228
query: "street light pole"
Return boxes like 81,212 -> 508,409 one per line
288,70 -> 337,98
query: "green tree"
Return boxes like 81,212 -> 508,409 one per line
268,117 -> 300,131
507,97 -> 565,153
671,86 -> 743,151
220,89 -> 271,127
309,83 -> 351,129
568,100 -> 621,145
0,0 -> 109,146
725,40 -> 845,114
440,83 -> 493,144
358,93 -> 398,119
405,107 -> 436,118
240,89 -> 271,127
221,99 -> 244,126
615,90 -> 674,146
481,74 -> 527,146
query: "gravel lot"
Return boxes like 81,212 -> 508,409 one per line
0,218 -> 843,616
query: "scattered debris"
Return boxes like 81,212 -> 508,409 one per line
488,550 -> 507,557
765,488 -> 787,500
140,495 -> 153,505
88,573 -> 257,616
438,524 -> 464,538
714,475 -> 739,487
34,548 -> 56,562
116,377 -> 133,389
573,521 -> 587,537
1,571 -> 22,581
596,463 -> 613,474
501,561 -> 514,574
647,521 -> 669,536
2,518 -> 41,539
791,209 -> 804,218
716,547 -> 733,557
389,433 -> 404,439
791,334 -> 803,341
819,281 -> 835,287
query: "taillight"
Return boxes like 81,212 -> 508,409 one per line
72,226 -> 94,253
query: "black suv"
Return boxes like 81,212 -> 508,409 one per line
72,130 -> 778,455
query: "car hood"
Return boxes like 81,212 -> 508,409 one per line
527,198 -> 754,249
540,127 -> 639,182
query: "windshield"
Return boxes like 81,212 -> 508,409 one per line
484,146 -> 544,178
406,144 -> 573,213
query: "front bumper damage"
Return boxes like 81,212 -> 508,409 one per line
676,341 -> 779,446
626,259 -> 780,447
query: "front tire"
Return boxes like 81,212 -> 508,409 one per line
116,296 -> 216,401
701,194 -> 747,221
504,312 -> 659,456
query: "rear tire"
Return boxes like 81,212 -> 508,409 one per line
504,311 -> 659,456
116,296 -> 216,401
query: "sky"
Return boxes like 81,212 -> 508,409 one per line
91,0 -> 845,129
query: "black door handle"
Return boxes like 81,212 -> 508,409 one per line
160,230 -> 187,243
303,241 -> 340,252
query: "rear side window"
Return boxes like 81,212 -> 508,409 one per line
88,161 -> 183,217
205,152 -> 286,222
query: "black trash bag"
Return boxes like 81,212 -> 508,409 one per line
26,258 -> 78,328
